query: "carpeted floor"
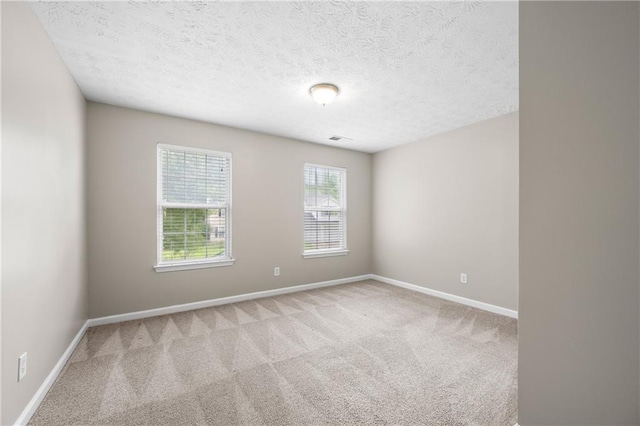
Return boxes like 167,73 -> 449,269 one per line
30,280 -> 517,425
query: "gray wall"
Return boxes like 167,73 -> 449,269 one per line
519,2 -> 640,424
1,2 -> 88,424
86,103 -> 372,318
372,113 -> 519,311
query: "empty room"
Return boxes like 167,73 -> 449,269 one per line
2,1 -> 640,426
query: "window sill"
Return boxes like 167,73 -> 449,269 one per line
302,249 -> 349,259
154,259 -> 235,273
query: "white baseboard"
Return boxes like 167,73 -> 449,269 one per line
371,274 -> 518,319
87,274 -> 372,327
14,320 -> 89,426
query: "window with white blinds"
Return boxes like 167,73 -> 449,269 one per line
155,144 -> 233,272
303,164 -> 348,258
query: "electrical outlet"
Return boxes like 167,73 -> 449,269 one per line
18,353 -> 27,382
460,273 -> 468,284
274,267 -> 280,277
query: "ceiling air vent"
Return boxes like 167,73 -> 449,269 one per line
329,135 -> 353,141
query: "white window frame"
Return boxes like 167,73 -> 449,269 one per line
303,163 -> 349,259
154,143 -> 234,272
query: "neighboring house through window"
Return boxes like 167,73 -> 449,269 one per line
155,144 -> 233,272
303,163 -> 348,258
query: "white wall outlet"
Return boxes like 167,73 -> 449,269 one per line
18,352 -> 27,382
460,273 -> 468,284
274,267 -> 280,277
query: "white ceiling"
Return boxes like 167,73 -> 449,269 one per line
30,1 -> 518,153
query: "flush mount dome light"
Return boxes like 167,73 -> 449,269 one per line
310,83 -> 339,106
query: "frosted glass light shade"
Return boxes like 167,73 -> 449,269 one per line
310,83 -> 339,106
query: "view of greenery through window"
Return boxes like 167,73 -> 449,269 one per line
162,208 -> 226,260
304,165 -> 346,251
304,171 -> 340,201
159,145 -> 231,264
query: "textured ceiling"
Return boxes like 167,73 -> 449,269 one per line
30,1 -> 518,153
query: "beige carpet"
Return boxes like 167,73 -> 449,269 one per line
30,280 -> 517,425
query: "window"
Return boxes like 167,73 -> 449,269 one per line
155,144 -> 233,272
303,163 -> 348,258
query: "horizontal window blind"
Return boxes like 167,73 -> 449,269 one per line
304,164 -> 346,252
157,144 -> 232,265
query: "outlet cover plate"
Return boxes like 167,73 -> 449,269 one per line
18,352 -> 27,382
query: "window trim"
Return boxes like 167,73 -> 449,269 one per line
154,143 -> 234,272
302,163 -> 348,259
302,249 -> 350,259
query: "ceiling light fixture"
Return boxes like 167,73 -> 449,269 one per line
310,83 -> 340,106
